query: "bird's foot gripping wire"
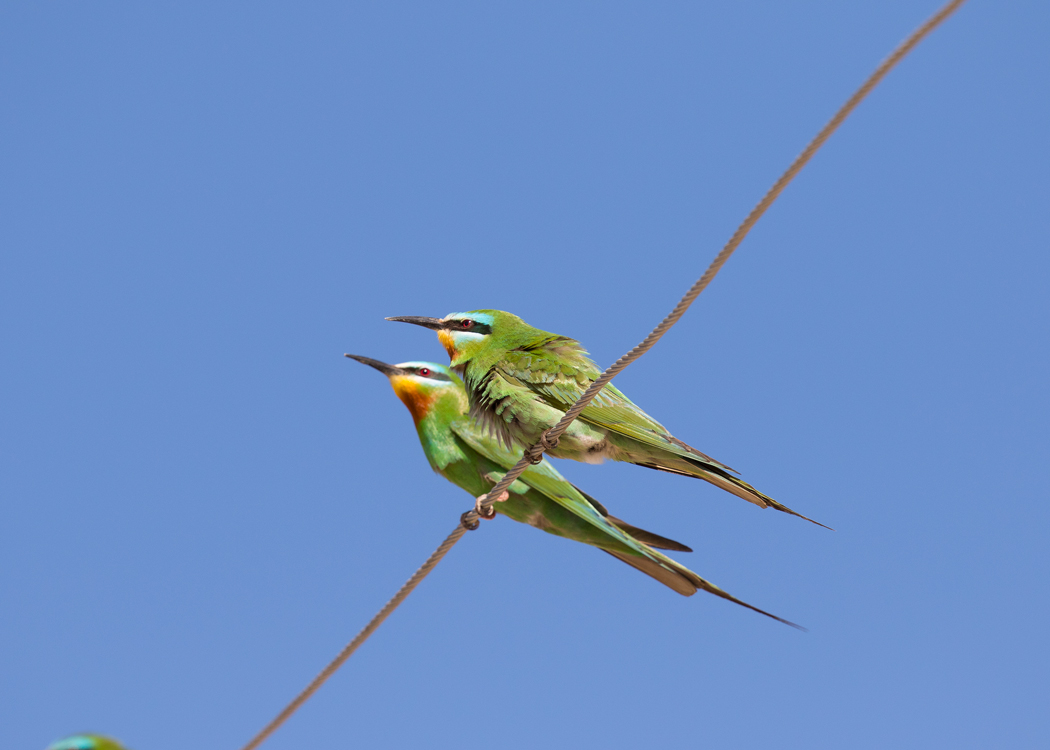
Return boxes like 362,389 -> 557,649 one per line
525,431 -> 560,464
460,490 -> 509,530
459,511 -> 480,531
477,490 -> 508,517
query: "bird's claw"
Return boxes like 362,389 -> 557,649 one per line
460,511 -> 480,531
526,431 -> 560,463
462,491 -> 508,529
475,490 -> 509,520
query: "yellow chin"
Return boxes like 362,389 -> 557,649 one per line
437,329 -> 456,360
390,375 -> 435,424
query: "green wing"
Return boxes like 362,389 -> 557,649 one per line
494,347 -> 736,472
450,416 -> 660,554
449,416 -> 801,625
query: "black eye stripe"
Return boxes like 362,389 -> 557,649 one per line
449,321 -> 492,335
409,367 -> 452,381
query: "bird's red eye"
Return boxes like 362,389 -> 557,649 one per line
419,368 -> 430,376
460,319 -> 474,329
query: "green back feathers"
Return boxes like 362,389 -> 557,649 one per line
444,310 -> 590,379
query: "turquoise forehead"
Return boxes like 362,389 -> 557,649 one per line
47,738 -> 98,750
444,311 -> 496,326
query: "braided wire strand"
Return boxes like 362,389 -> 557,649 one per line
465,0 -> 968,525
238,525 -> 467,750
237,2 -> 967,747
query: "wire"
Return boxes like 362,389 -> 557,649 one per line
469,0 -> 969,524
236,3 -> 968,747
238,527 -> 467,750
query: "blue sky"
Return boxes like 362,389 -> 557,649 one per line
3,2 -> 1048,748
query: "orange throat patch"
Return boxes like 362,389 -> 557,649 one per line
390,376 -> 437,425
437,329 -> 457,360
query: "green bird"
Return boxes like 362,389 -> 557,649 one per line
387,310 -> 827,528
346,354 -> 799,626
45,736 -> 128,750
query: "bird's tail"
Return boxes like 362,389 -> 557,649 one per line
698,468 -> 833,530
575,487 -> 695,551
606,516 -> 692,552
637,457 -> 832,530
602,548 -> 804,630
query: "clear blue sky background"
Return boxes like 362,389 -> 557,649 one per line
3,2 -> 1048,748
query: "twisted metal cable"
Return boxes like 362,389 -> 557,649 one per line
465,0 -> 969,526
237,2 -> 967,747
238,525 -> 467,750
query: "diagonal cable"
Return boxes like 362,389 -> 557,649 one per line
468,0 -> 969,525
237,3 -> 968,748
238,528 -> 466,750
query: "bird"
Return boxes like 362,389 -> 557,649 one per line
386,310 -> 828,528
45,736 -> 128,750
345,354 -> 800,627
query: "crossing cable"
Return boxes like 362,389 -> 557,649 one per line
237,2 -> 967,748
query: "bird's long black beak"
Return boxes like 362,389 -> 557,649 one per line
385,315 -> 447,330
344,354 -> 406,377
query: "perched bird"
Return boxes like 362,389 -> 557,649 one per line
346,354 -> 799,626
45,736 -> 128,750
387,310 -> 827,528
